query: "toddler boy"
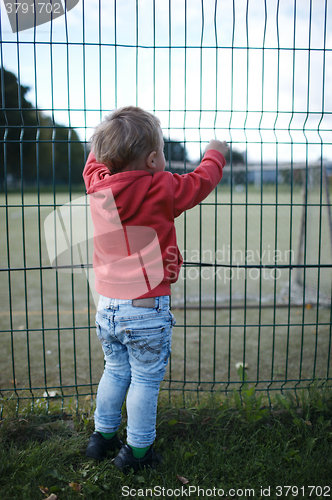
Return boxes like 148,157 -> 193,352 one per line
83,106 -> 228,473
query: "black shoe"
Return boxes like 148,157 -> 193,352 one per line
114,444 -> 162,474
86,432 -> 122,460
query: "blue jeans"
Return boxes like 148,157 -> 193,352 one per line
94,295 -> 175,448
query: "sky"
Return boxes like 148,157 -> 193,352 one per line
0,0 -> 331,163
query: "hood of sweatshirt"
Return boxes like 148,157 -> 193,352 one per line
85,168 -> 172,224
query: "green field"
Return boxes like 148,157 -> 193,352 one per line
0,185 -> 331,403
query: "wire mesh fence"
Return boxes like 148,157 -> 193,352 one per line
0,0 -> 331,412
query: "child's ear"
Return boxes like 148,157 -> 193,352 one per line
146,151 -> 157,171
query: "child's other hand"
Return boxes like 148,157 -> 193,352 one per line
205,140 -> 229,157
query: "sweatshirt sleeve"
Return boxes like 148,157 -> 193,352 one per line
83,151 -> 112,193
172,149 -> 226,218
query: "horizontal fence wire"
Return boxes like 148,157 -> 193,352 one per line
0,0 -> 332,413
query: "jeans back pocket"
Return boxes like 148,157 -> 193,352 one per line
127,326 -> 165,364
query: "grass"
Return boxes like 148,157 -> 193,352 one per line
1,186 -> 331,401
1,303 -> 331,404
1,386 -> 332,500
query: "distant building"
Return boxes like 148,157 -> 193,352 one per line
166,160 -> 330,187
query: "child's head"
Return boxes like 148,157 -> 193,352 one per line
91,106 -> 163,174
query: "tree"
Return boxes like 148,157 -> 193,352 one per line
164,139 -> 187,162
224,148 -> 246,185
224,148 -> 245,165
36,114 -> 85,185
0,68 -> 37,181
0,67 -> 85,186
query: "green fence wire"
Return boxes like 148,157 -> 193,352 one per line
0,0 -> 331,413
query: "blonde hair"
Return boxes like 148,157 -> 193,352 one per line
90,106 -> 162,173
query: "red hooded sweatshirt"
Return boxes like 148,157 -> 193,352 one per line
83,149 -> 225,300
